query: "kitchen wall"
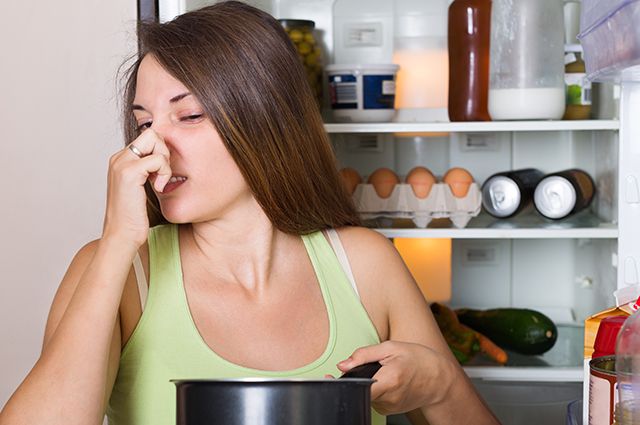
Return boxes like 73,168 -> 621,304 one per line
0,0 -> 137,408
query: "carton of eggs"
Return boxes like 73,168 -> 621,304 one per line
339,166 -> 482,228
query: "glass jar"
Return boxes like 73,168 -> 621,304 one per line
279,19 -> 323,108
563,52 -> 592,120
488,0 -> 565,120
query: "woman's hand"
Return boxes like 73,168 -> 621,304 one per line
102,129 -> 172,249
337,340 -> 457,416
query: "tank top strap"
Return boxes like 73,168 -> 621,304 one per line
139,224 -> 188,332
301,230 -> 380,346
323,229 -> 360,299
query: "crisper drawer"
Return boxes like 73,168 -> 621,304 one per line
472,380 -> 582,425
578,0 -> 640,80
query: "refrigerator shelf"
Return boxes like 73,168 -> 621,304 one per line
324,120 -> 620,134
464,324 -> 584,382
371,212 -> 617,239
465,366 -> 583,382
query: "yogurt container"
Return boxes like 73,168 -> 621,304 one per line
326,63 -> 399,122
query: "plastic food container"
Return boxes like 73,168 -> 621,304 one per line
353,182 -> 482,228
488,0 -> 565,120
592,315 -> 627,358
326,64 -> 399,122
578,0 -> 640,81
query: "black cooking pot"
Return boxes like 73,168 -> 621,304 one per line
173,362 -> 382,425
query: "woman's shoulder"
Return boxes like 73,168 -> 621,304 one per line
330,226 -> 414,340
332,226 -> 400,265
74,238 -> 101,258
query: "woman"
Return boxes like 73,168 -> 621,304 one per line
0,2 -> 499,424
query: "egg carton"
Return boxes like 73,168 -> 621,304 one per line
353,183 -> 482,228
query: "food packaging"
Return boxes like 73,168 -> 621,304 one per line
352,182 -> 482,228
585,306 -> 631,359
592,316 -> 627,358
326,63 -> 399,123
589,355 -> 617,425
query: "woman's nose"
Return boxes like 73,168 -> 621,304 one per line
150,120 -> 175,148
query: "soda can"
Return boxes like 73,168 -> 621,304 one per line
534,169 -> 595,220
481,169 -> 544,218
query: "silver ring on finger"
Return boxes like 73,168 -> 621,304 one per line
128,144 -> 144,158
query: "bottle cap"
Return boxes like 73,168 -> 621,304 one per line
593,315 -> 628,358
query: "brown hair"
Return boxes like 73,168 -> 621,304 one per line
120,1 -> 360,234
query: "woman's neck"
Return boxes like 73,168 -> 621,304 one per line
182,199 -> 296,294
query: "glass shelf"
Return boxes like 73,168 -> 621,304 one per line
370,212 -> 618,239
325,120 -> 620,134
464,324 -> 584,382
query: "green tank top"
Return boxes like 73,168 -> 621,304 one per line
107,224 -> 385,425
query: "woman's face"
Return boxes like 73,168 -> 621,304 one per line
132,54 -> 252,224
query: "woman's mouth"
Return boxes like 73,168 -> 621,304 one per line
161,175 -> 188,194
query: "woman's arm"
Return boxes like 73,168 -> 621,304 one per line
0,128 -> 170,425
336,227 -> 499,425
0,238 -> 137,425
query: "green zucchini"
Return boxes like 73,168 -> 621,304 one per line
455,308 -> 558,355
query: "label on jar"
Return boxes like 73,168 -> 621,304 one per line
589,361 -> 618,425
565,72 -> 592,106
363,75 -> 395,109
329,74 -> 358,109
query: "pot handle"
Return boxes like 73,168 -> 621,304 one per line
339,361 -> 382,379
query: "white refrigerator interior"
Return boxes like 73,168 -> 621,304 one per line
155,0 -> 633,424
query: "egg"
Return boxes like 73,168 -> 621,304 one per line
367,168 -> 399,198
338,167 -> 362,195
443,167 -> 474,198
405,166 -> 436,199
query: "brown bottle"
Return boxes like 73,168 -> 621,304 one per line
448,0 -> 492,122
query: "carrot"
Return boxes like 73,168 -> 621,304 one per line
459,323 -> 508,365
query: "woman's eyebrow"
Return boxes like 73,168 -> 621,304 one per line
132,92 -> 192,111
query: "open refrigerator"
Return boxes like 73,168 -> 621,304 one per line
148,0 -> 640,423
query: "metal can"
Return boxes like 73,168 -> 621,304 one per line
481,169 -> 544,218
534,169 -> 595,220
589,355 -> 617,425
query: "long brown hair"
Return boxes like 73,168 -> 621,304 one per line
120,1 -> 360,234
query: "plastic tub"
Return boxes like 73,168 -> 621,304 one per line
326,64 -> 399,122
578,0 -> 640,81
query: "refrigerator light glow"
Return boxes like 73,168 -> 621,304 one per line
394,238 -> 452,303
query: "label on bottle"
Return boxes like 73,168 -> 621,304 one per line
565,72 -> 592,106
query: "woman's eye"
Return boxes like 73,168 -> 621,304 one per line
137,122 -> 152,131
181,114 -> 203,122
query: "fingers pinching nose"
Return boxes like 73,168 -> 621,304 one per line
128,144 -> 145,158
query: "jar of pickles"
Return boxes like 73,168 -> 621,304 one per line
279,19 -> 323,108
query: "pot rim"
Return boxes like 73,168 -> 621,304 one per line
171,378 -> 375,384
